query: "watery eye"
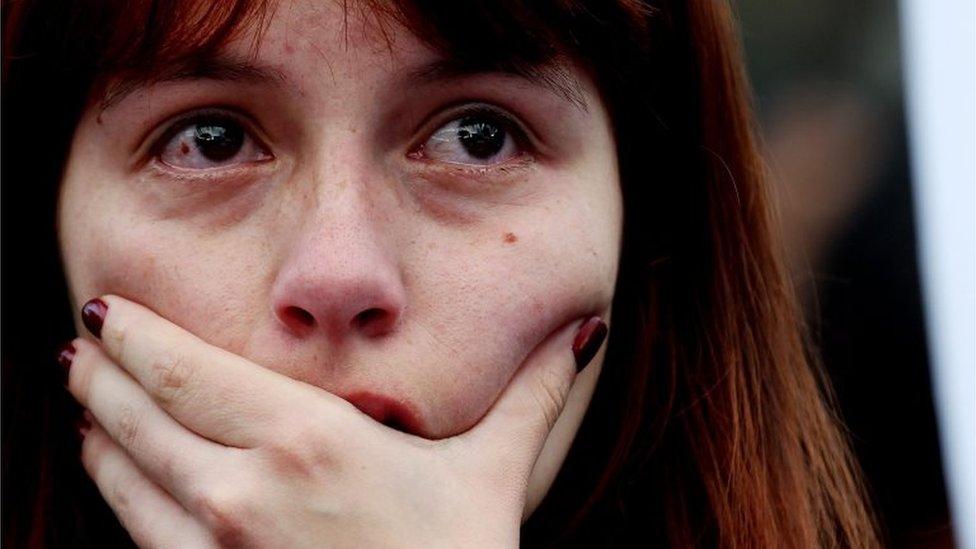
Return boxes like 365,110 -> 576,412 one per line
157,114 -> 271,170
419,112 -> 521,166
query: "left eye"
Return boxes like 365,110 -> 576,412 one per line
156,114 -> 271,170
417,112 -> 521,166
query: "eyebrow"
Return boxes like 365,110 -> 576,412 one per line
99,56 -> 287,111
405,58 -> 588,112
99,53 -> 587,113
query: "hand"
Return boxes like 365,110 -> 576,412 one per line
64,295 -> 607,548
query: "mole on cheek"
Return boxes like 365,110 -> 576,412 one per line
503,232 -> 518,244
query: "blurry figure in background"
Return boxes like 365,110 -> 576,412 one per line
765,85 -> 884,278
740,1 -> 953,547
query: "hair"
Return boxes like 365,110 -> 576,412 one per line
3,1 -> 880,547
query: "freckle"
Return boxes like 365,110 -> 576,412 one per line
503,232 -> 518,244
180,142 -> 190,155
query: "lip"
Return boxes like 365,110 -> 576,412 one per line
341,391 -> 425,435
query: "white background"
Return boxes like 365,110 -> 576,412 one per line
900,1 -> 975,546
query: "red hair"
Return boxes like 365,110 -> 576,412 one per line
3,1 -> 879,546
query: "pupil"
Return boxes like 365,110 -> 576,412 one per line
457,116 -> 505,159
193,120 -> 244,161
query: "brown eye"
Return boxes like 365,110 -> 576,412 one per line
455,116 -> 507,159
417,111 -> 522,166
157,113 -> 271,170
193,120 -> 244,161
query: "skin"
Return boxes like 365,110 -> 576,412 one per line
58,0 -> 622,544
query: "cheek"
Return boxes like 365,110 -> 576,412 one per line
60,200 -> 272,353
413,186 -> 621,435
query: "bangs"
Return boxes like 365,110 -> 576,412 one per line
62,0 -> 651,108
78,0 -> 276,104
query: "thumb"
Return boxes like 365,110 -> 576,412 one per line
461,316 -> 608,466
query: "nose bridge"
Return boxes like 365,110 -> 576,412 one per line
309,159 -> 380,247
306,126 -> 397,245
302,180 -> 394,284
308,138 -> 404,270
271,147 -> 406,342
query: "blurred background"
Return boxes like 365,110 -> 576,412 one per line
737,1 -> 954,547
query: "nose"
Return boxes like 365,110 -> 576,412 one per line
270,184 -> 407,342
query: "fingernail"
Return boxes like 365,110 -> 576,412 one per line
573,317 -> 608,373
81,298 -> 108,339
57,341 -> 76,384
75,410 -> 92,440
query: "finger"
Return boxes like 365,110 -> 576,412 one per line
69,338 -> 225,507
81,422 -> 216,549
460,316 -> 608,467
80,294 -> 329,447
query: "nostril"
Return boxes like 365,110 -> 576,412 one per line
282,305 -> 316,328
352,308 -> 390,332
381,415 -> 408,432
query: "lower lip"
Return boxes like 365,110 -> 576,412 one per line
343,391 -> 423,435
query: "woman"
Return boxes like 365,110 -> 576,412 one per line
2,0 -> 880,546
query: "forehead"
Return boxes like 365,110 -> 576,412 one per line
98,0 -> 587,113
257,1 -> 429,76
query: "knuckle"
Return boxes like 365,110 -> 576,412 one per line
107,474 -> 155,546
81,432 -> 165,548
115,403 -> 142,448
193,485 -> 252,547
103,312 -> 135,362
264,422 -> 334,478
149,349 -> 195,404
108,477 -> 134,517
155,445 -> 185,489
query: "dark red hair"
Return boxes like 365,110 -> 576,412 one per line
3,1 -> 879,546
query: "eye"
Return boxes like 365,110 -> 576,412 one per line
155,112 -> 271,170
414,109 -> 524,166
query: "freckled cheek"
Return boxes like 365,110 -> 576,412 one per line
66,231 -> 185,322
59,176 -> 171,305
500,209 -> 619,335
423,213 -> 618,432
61,217 -> 267,348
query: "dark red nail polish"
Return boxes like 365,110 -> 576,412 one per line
57,341 -> 76,384
573,317 -> 608,373
81,298 -> 107,339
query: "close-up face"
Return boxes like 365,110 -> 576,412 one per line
58,0 -> 622,507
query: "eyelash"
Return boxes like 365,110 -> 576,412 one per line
147,107 -> 269,161
407,104 -> 534,163
144,102 -> 536,176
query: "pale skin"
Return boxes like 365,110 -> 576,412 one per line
58,0 -> 623,546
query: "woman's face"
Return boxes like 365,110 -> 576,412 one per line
59,0 -> 622,508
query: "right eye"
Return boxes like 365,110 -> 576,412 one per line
155,112 -> 271,170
